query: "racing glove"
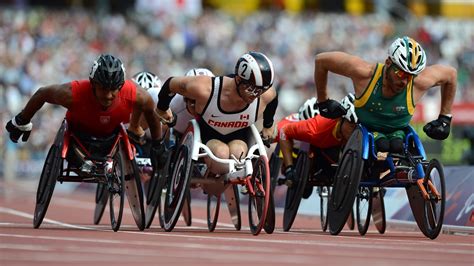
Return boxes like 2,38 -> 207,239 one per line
317,99 -> 347,119
423,114 -> 452,140
150,139 -> 168,171
6,113 -> 32,143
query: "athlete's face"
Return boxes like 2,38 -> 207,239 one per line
92,82 -> 120,107
386,59 -> 414,94
237,77 -> 265,104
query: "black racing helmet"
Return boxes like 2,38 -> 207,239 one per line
234,51 -> 274,91
89,54 -> 125,90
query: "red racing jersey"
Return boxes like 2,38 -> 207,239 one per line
65,80 -> 136,137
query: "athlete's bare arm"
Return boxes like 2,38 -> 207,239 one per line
157,76 -> 212,120
134,84 -> 162,140
413,64 -> 457,115
20,83 -> 72,121
314,52 -> 374,99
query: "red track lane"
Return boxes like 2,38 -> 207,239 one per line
0,180 -> 473,266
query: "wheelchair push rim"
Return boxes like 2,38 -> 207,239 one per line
421,159 -> 445,239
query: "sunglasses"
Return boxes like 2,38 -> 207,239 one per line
392,65 -> 415,80
241,81 -> 266,96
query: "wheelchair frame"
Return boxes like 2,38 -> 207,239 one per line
329,124 -> 445,239
161,119 -> 274,235
34,119 -> 145,232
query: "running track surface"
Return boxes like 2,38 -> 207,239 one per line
1,180 -> 473,266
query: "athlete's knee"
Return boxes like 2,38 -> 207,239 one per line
390,138 -> 404,154
376,138 -> 390,152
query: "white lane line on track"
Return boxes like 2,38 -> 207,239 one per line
51,196 -> 238,228
1,206 -> 473,256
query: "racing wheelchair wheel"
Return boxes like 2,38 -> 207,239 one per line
248,155 -> 271,235
145,145 -> 175,229
422,159 -> 445,239
224,184 -> 242,231
328,127 -> 364,235
182,191 -> 192,226
269,146 -> 283,193
371,187 -> 386,234
282,151 -> 310,232
207,194 -> 221,232
356,186 -> 373,236
109,150 -> 125,232
93,183 -> 109,225
33,144 -> 62,228
263,190 -> 276,234
319,186 -> 331,232
124,158 -> 146,231
163,145 -> 193,232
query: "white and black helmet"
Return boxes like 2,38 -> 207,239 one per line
388,36 -> 426,75
298,97 -> 319,120
235,51 -> 274,90
340,93 -> 358,123
132,71 -> 162,91
185,68 -> 215,77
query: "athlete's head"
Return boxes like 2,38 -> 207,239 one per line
89,54 -> 126,107
132,71 -> 162,91
386,37 -> 426,93
234,51 -> 274,102
185,68 -> 215,77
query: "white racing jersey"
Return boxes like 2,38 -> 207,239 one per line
200,76 -> 259,135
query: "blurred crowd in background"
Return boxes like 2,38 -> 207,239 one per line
1,6 -> 473,175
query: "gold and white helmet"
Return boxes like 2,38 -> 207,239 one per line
388,36 -> 426,75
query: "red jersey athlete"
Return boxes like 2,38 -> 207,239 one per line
279,94 -> 358,187
6,54 -> 166,172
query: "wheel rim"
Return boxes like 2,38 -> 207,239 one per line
248,156 -> 270,235
422,159 -> 445,239
356,187 -> 372,235
109,152 -> 125,232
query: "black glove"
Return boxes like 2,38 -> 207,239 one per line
317,99 -> 347,119
284,165 -> 296,188
150,139 -> 168,171
423,114 -> 452,140
5,113 -> 32,143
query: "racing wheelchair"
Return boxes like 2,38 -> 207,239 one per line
329,124 -> 445,239
35,120 -> 146,232
269,143 -> 363,232
159,119 -> 275,235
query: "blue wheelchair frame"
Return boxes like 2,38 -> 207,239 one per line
358,124 -> 427,188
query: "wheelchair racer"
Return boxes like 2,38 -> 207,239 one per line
314,36 -> 457,151
5,54 -> 166,173
278,94 -> 358,187
155,51 -> 278,175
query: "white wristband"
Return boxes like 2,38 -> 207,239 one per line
12,117 -> 33,131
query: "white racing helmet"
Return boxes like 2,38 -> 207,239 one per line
132,71 -> 162,90
298,97 -> 319,120
340,93 -> 358,123
185,68 -> 215,77
388,36 -> 426,75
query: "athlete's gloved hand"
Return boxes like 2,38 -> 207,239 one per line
126,129 -> 146,146
157,108 -> 177,128
6,113 -> 33,143
284,165 -> 296,188
150,139 -> 168,171
260,125 -> 277,148
423,114 -> 452,140
317,99 -> 347,119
